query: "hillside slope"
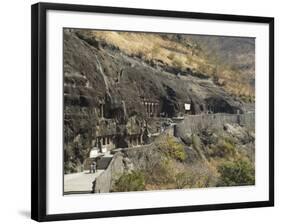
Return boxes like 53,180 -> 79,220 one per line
63,29 -> 254,176
77,30 -> 255,100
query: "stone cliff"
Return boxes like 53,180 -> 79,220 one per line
63,29 -> 251,174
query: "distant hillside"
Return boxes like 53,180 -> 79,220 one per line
188,35 -> 255,100
76,30 -> 255,101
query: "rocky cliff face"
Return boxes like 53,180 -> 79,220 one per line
63,29 -> 251,173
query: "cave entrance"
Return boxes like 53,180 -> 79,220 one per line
205,97 -> 235,114
161,85 -> 178,117
161,97 -> 177,117
115,134 -> 128,148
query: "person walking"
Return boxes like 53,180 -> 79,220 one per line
92,161 -> 97,173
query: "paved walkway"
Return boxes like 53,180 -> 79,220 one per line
64,170 -> 103,194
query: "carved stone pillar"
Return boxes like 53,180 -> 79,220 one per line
100,103 -> 104,117
145,102 -> 148,114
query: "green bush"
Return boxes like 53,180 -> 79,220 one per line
209,137 -> 237,159
191,134 -> 206,160
240,95 -> 255,103
174,172 -> 194,189
112,171 -> 145,192
191,134 -> 201,150
217,158 -> 255,186
159,136 -> 187,161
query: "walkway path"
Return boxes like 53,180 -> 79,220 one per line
64,170 -> 104,194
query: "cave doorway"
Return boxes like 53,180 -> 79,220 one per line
205,97 -> 235,114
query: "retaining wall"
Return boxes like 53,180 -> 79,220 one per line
93,153 -> 124,193
175,113 -> 255,136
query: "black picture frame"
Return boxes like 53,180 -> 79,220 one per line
31,2 -> 274,222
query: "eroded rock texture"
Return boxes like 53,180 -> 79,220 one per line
63,29 -> 249,173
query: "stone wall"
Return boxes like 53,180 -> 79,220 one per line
93,152 -> 124,193
93,144 -> 159,193
175,113 -> 255,136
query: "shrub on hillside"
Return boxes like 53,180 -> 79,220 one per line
217,158 -> 255,186
209,137 -> 237,159
158,136 -> 187,161
174,171 -> 195,189
240,95 -> 255,103
112,171 -> 145,192
145,158 -> 175,185
174,162 -> 218,189
191,134 -> 206,160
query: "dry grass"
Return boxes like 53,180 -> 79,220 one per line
77,30 -> 254,99
80,30 -> 209,71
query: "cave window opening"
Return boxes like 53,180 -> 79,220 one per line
102,137 -> 106,145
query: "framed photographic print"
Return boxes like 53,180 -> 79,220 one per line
31,2 -> 274,222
